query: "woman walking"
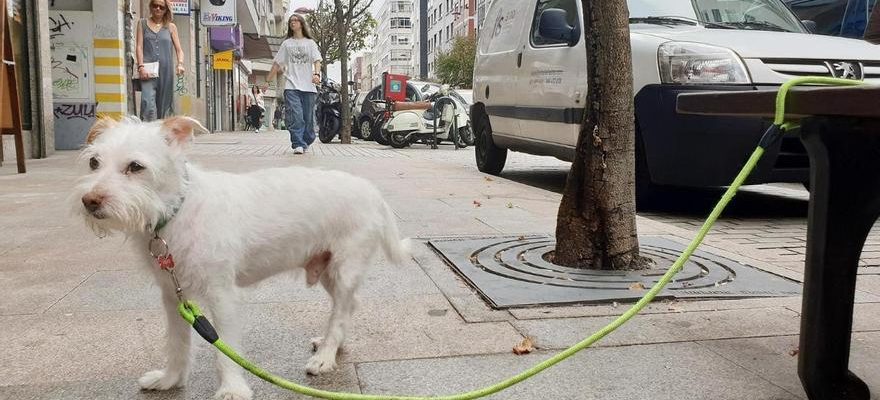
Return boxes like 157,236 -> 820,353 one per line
136,0 -> 185,121
265,14 -> 322,154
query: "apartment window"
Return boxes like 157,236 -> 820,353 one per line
391,1 -> 412,13
391,49 -> 411,62
390,17 -> 412,28
391,35 -> 410,45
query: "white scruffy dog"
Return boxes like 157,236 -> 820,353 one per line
72,116 -> 410,400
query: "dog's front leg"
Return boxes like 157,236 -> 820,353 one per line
203,289 -> 253,400
139,282 -> 192,390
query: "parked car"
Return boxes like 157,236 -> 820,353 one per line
472,0 -> 880,201
351,90 -> 368,138
784,0 -> 877,38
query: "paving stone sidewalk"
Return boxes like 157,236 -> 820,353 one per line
1,131 -> 878,400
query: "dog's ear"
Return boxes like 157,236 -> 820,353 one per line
161,116 -> 207,146
86,116 -> 118,145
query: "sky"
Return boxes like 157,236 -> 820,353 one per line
287,0 -> 386,83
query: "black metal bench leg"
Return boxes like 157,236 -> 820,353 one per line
798,117 -> 880,400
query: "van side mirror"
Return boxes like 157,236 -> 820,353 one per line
538,8 -> 576,45
801,20 -> 817,33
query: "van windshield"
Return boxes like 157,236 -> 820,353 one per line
629,0 -> 805,32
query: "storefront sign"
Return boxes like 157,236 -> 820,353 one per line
201,0 -> 236,26
213,50 -> 233,70
168,0 -> 190,15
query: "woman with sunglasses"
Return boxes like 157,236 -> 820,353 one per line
136,0 -> 185,121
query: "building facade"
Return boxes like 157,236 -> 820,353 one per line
420,0 -> 477,80
373,0 -> 416,79
2,0 -> 284,162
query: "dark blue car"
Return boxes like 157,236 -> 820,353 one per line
785,0 -> 878,38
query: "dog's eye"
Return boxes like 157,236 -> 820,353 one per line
89,157 -> 100,170
126,161 -> 145,174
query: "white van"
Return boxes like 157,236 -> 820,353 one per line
472,0 -> 880,195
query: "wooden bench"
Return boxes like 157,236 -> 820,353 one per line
678,85 -> 880,400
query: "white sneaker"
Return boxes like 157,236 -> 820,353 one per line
293,147 -> 304,154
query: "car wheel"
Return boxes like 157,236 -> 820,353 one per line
359,118 -> 373,141
474,110 -> 506,175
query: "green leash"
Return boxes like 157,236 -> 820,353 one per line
174,77 -> 862,399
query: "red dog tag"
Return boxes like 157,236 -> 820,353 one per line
158,254 -> 175,270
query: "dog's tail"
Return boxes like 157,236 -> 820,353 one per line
380,203 -> 411,265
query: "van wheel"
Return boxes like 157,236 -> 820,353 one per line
474,111 -> 506,175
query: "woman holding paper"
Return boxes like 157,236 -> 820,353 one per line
136,0 -> 185,121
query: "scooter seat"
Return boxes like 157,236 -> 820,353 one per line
392,101 -> 432,111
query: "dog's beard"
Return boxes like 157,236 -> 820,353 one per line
74,180 -> 166,237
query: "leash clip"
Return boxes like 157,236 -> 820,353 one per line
149,234 -> 183,301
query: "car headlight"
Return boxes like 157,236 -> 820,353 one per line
658,42 -> 751,84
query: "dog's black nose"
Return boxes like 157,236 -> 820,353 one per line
82,193 -> 105,213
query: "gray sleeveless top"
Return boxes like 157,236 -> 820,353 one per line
141,19 -> 174,117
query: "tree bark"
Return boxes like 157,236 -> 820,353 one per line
554,0 -> 649,270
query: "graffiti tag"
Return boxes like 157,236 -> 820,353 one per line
49,13 -> 75,40
175,75 -> 187,95
53,103 -> 97,120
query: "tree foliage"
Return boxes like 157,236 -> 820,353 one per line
308,0 -> 376,77
434,35 -> 476,88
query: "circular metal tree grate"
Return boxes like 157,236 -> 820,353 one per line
430,236 -> 801,308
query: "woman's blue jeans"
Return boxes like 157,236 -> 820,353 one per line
284,89 -> 317,149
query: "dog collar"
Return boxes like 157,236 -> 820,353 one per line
150,165 -> 189,234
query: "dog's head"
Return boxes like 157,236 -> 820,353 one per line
72,116 -> 204,236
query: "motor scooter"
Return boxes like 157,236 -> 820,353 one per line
382,86 -> 473,149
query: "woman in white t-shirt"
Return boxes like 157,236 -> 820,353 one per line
265,14 -> 323,154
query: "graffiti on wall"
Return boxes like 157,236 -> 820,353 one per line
53,102 -> 96,120
53,102 -> 98,150
49,11 -> 93,100
51,44 -> 91,99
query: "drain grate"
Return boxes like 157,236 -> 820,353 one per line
429,236 -> 801,308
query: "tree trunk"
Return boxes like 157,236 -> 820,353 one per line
553,0 -> 649,271
334,0 -> 352,144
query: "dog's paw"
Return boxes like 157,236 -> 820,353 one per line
138,369 -> 184,390
214,382 -> 253,400
305,354 -> 337,375
310,336 -> 324,352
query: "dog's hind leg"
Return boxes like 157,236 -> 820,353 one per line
306,262 -> 361,375
203,288 -> 254,400
139,280 -> 192,390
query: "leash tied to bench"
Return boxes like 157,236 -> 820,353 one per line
165,77 -> 863,399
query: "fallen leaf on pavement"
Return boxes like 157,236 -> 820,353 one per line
517,236 -> 526,241
484,176 -> 494,182
473,200 -> 482,207
506,202 -> 514,208
513,337 -> 537,355
789,348 -> 799,357
629,282 -> 646,291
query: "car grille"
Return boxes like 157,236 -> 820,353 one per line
761,58 -> 880,79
